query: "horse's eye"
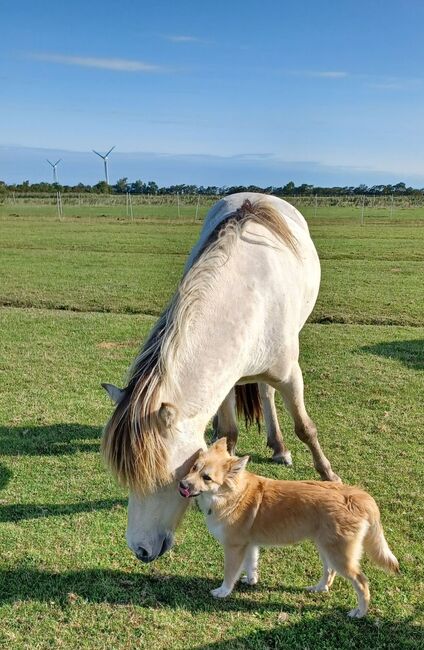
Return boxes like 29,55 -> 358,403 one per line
202,474 -> 212,482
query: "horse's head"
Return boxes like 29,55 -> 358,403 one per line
102,383 -> 205,562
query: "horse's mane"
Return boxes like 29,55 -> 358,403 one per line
101,198 -> 298,492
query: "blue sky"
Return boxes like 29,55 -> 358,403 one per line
1,0 -> 424,186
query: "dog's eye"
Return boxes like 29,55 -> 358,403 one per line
202,474 -> 212,482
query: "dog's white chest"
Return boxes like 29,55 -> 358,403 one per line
196,494 -> 226,543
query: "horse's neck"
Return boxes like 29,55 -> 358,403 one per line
163,271 -> 249,424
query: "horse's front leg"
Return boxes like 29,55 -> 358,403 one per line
211,387 -> 239,454
258,383 -> 292,465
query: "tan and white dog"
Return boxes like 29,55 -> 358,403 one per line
179,438 -> 399,618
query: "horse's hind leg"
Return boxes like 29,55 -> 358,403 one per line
276,362 -> 340,481
211,387 -> 239,454
258,383 -> 292,465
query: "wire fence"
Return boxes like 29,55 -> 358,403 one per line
2,192 -> 424,225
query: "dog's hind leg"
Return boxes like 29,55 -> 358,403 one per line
306,548 -> 336,593
211,545 -> 248,598
241,545 -> 259,585
323,531 -> 370,618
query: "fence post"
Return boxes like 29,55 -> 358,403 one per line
57,191 -> 63,221
361,195 -> 365,226
194,195 -> 200,223
129,192 -> 133,221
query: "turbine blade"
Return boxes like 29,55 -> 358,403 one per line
55,159 -> 62,166
46,159 -> 54,167
92,150 -> 105,159
105,146 -> 116,157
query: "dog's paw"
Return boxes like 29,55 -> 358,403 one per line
306,584 -> 329,593
211,586 -> 231,598
241,574 -> 258,586
347,607 -> 366,619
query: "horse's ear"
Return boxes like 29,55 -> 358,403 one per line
102,383 -> 125,405
211,437 -> 228,453
159,403 -> 178,430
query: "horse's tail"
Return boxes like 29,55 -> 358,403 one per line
235,384 -> 262,428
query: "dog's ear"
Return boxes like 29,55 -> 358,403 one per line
226,455 -> 249,478
211,437 -> 228,452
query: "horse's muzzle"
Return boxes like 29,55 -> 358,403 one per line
135,533 -> 173,563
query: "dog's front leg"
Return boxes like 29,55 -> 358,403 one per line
211,545 -> 247,598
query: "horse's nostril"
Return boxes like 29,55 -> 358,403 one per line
137,546 -> 149,559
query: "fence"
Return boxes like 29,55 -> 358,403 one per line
2,193 -> 424,224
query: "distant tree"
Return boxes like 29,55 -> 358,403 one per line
147,181 -> 159,195
282,181 -> 295,195
93,180 -> 110,193
114,177 -> 129,194
130,180 -> 144,194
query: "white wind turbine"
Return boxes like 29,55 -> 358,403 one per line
47,159 -> 61,184
92,146 -> 116,184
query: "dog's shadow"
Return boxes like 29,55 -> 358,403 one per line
192,609 -> 424,649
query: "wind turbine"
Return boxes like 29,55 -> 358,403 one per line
92,146 -> 116,185
47,159 -> 61,184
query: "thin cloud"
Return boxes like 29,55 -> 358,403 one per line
165,34 -> 208,44
289,70 -> 348,79
28,52 -> 165,72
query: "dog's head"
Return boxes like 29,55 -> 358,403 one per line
178,438 -> 249,498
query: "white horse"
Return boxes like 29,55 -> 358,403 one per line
102,193 -> 339,563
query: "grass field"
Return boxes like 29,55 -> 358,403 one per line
0,204 -> 423,649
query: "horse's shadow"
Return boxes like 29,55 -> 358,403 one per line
0,498 -> 127,523
360,339 -> 424,371
0,567 -> 421,648
0,567 -> 304,614
0,424 -> 102,456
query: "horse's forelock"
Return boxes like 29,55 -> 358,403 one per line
101,373 -> 171,494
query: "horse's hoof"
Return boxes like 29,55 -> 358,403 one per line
329,472 -> 342,483
272,451 -> 292,466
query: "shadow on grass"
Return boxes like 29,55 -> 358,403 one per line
0,498 -> 127,523
0,568 -> 305,614
193,611 -> 424,650
360,339 -> 424,371
0,424 -> 102,456
0,568 -> 421,647
0,463 -> 13,490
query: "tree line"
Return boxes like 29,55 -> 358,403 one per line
1,178 -> 423,197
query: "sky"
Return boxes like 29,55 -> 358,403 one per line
1,0 -> 424,187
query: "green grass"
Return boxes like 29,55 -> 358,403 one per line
0,206 -> 423,649
1,215 -> 423,324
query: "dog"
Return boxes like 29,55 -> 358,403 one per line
179,438 -> 399,618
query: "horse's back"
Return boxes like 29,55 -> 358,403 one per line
186,193 -> 311,271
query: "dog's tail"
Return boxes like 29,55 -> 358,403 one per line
364,504 -> 399,574
235,383 -> 262,428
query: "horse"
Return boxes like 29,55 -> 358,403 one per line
102,193 -> 339,563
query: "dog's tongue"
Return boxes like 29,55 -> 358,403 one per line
180,486 -> 191,498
